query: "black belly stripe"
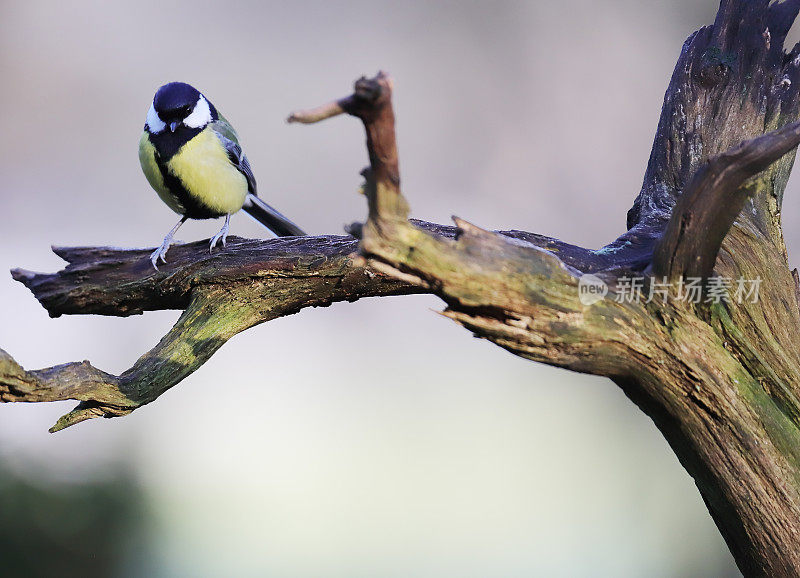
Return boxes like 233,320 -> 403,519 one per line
148,129 -> 223,220
154,158 -> 222,219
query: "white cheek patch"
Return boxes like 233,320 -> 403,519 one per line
183,95 -> 212,129
146,103 -> 166,133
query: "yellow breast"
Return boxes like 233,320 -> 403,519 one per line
167,127 -> 249,215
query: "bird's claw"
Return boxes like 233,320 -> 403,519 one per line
150,243 -> 170,270
150,216 -> 187,270
209,233 -> 225,253
209,215 -> 230,254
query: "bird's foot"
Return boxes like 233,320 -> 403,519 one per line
150,238 -> 173,270
209,215 -> 231,253
150,216 -> 188,270
150,239 -> 172,271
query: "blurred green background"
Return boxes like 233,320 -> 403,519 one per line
4,0 -> 795,576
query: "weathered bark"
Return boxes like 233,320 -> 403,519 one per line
5,1 -> 800,574
4,236 -> 421,430
3,226 -> 587,430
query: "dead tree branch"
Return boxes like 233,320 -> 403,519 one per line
5,236 -> 421,431
4,227 -> 594,430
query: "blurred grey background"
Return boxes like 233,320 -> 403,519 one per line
4,0 -> 796,576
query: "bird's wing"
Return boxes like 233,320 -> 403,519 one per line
209,116 -> 258,195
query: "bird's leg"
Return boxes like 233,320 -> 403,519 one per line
209,214 -> 231,253
150,216 -> 188,270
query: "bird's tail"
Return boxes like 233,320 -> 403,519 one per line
242,194 -> 306,237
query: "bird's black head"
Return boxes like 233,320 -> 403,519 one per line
153,82 -> 201,122
146,81 -> 218,135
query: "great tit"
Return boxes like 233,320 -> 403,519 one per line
139,81 -> 305,268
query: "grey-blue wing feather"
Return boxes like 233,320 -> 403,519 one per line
210,122 -> 258,195
210,119 -> 306,237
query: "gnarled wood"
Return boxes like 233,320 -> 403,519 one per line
652,119 -> 800,281
285,38 -> 800,573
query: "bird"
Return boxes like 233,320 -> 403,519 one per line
139,81 -> 305,268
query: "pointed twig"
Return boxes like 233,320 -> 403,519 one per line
287,100 -> 347,124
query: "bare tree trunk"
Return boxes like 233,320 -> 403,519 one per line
4,1 -> 800,574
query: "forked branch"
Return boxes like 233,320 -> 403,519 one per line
291,73 -> 652,373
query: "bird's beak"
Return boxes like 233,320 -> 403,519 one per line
169,121 -> 179,133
